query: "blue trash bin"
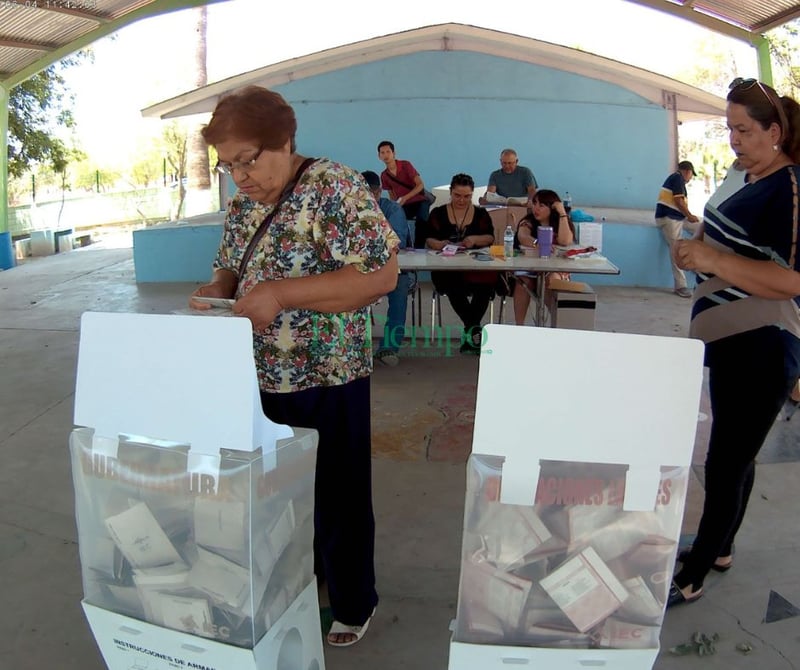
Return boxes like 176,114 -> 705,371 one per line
0,231 -> 15,270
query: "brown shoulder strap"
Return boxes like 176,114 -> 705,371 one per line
237,157 -> 316,284
383,168 -> 415,191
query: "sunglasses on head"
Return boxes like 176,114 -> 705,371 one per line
729,77 -> 788,141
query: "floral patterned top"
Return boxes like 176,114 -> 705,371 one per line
213,158 -> 398,393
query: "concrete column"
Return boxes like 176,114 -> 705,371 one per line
662,90 -> 678,171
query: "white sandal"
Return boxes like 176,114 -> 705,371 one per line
326,608 -> 375,647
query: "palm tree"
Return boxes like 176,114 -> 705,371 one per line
185,5 -> 211,215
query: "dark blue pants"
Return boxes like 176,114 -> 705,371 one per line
379,271 -> 413,352
260,376 -> 378,625
677,326 -> 800,590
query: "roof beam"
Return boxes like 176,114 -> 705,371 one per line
142,23 -> 727,121
35,5 -> 109,23
622,0 -> 758,43
2,0 -> 230,88
755,6 -> 800,32
0,38 -> 55,52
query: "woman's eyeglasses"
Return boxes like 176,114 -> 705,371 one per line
729,77 -> 788,139
215,146 -> 264,175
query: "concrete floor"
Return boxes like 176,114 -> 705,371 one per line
1,243 -> 799,670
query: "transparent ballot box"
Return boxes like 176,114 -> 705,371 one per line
70,426 -> 317,650
454,454 -> 688,650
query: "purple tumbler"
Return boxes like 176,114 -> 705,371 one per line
538,226 -> 554,258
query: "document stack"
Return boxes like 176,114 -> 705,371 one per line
71,312 -> 325,670
449,325 -> 705,670
455,456 -> 687,650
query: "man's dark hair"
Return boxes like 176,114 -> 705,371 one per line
361,170 -> 381,189
377,140 -> 395,153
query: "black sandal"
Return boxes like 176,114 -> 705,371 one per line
666,581 -> 704,608
677,548 -> 733,572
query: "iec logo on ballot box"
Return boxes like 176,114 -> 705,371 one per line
449,325 -> 704,670
71,313 -> 326,670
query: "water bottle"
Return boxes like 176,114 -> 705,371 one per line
563,191 -> 573,213
503,225 -> 514,259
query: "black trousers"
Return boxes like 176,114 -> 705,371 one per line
677,326 -> 800,590
260,376 -> 378,625
402,199 -> 430,224
432,271 -> 494,333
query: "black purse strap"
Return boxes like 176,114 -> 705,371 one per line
237,157 -> 316,284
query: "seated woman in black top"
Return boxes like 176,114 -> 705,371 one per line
424,173 -> 496,354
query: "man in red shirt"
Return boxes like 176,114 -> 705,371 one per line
377,140 -> 430,232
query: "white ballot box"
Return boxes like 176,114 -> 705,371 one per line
449,325 -> 704,670
71,312 -> 325,670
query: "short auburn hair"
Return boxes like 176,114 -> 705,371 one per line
202,85 -> 297,152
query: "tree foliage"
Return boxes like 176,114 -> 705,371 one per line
677,19 -> 799,190
7,53 -> 89,179
768,21 -> 800,96
186,5 -> 211,193
163,121 -> 188,218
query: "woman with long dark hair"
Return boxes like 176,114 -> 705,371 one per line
512,189 -> 575,325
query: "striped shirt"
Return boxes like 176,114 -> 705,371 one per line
655,171 -> 688,220
690,164 -> 800,344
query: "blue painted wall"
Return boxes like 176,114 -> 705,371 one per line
272,51 -> 669,210
149,50 -> 681,287
134,224 -> 222,283
572,221 -> 679,288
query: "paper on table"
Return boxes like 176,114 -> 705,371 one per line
484,192 -> 528,206
579,222 -> 603,252
440,244 -> 465,256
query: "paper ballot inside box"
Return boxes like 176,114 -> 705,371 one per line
474,326 -> 704,510
74,312 -> 292,462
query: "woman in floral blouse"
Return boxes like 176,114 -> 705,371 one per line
190,86 -> 398,646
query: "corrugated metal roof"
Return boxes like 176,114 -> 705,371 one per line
0,0 -> 228,88
696,0 -> 800,32
142,23 -> 728,122
0,0 -> 797,89
628,0 -> 800,36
